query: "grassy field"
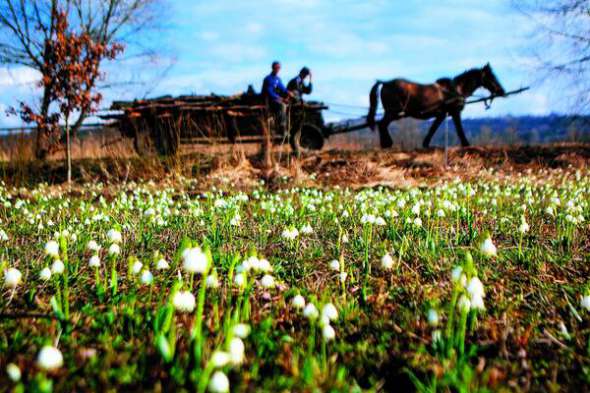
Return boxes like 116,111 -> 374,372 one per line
0,145 -> 590,392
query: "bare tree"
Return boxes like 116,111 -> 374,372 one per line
0,0 -> 162,159
514,1 -> 590,111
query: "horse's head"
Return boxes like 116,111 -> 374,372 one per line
481,63 -> 505,97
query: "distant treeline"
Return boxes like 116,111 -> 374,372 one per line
330,114 -> 590,149
450,114 -> 590,145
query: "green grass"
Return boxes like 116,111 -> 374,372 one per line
0,167 -> 589,392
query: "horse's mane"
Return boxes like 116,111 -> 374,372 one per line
453,68 -> 482,83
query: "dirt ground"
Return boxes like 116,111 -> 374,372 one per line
2,139 -> 588,190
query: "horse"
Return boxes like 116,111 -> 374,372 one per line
366,63 -> 506,149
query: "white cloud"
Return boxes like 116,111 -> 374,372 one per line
245,22 -> 264,35
0,67 -> 41,87
200,31 -> 220,41
209,44 -> 268,63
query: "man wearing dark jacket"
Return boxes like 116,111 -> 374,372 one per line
287,67 -> 313,100
262,61 -> 291,134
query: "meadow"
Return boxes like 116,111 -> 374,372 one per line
1,158 -> 589,392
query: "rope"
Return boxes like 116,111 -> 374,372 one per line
324,102 -> 372,110
325,108 -> 383,118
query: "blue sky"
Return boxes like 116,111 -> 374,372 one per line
0,0 -> 561,127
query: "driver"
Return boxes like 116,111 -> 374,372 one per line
262,61 -> 292,134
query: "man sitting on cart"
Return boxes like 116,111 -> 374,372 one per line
262,61 -> 293,135
287,67 -> 313,100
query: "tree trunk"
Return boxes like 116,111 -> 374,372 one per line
262,118 -> 273,178
71,111 -> 88,139
65,115 -> 71,184
35,81 -> 54,160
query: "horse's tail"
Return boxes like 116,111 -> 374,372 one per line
367,81 -> 383,130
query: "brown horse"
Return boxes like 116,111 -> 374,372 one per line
367,64 -> 505,148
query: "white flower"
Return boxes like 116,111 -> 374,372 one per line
411,203 -> 420,215
255,258 -> 272,273
321,303 -> 338,321
89,255 -> 101,268
234,272 -> 246,289
281,227 -> 299,240
479,237 -> 497,257
467,277 -> 485,299
51,260 -> 65,274
451,266 -> 463,282
300,224 -> 313,234
341,233 -> 349,243
260,274 -> 275,289
292,294 -> 306,309
156,258 -> 169,270
44,240 -> 60,257
319,315 -> 331,328
303,303 -> 319,320
229,337 -> 245,365
328,259 -> 340,271
470,293 -> 485,311
182,247 -> 209,274
210,351 -> 231,368
375,217 -> 386,226
230,215 -> 240,226
580,295 -> 590,311
6,363 -> 21,382
37,346 -> 64,371
132,261 -> 143,274
208,370 -> 230,393
413,217 -> 423,227
206,275 -> 220,288
381,253 -> 394,270
361,214 -> 376,224
107,229 -> 122,244
108,243 -> 121,256
233,323 -> 251,338
86,240 -> 100,252
4,268 -> 22,288
518,218 -> 530,234
141,270 -> 153,285
322,324 -> 336,341
172,291 -> 196,313
432,329 -> 442,345
39,267 -> 52,281
427,309 -> 439,326
458,295 -> 471,312
339,272 -> 348,283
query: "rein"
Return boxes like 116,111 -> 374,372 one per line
416,87 -> 529,117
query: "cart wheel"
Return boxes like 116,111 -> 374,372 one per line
290,125 -> 325,155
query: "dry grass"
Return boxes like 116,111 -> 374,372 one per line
0,127 -> 589,189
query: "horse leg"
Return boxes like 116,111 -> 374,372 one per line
451,112 -> 470,147
377,112 -> 395,148
422,114 -> 446,148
